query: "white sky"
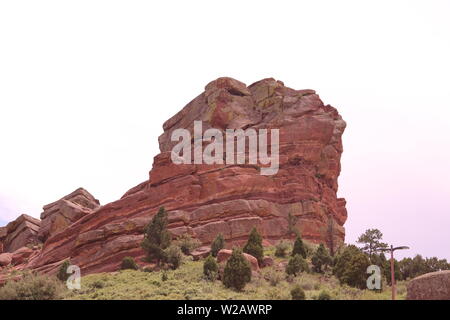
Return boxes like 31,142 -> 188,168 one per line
1,1 -> 449,260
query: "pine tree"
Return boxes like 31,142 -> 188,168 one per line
243,227 -> 264,263
222,248 -> 252,291
292,235 -> 307,259
141,207 -> 171,265
211,233 -> 225,257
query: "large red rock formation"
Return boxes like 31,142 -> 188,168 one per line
10,77 -> 346,276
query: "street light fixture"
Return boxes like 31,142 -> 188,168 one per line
378,245 -> 409,300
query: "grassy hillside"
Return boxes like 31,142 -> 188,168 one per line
66,247 -> 408,300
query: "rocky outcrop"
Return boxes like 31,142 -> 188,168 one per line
38,188 -> 100,242
14,77 -> 346,276
1,214 -> 40,253
407,270 -> 450,300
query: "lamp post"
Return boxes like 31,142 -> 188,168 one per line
378,245 -> 409,300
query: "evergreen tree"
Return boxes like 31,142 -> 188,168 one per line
222,248 -> 252,291
356,229 -> 388,261
311,244 -> 332,273
141,207 -> 171,265
333,245 -> 370,289
211,233 -> 225,257
243,227 -> 264,263
292,235 -> 307,259
203,255 -> 219,281
286,254 -> 309,276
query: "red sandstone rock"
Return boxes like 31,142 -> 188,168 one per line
38,188 -> 100,242
190,246 -> 211,261
11,247 -> 34,265
17,77 -> 347,276
0,252 -> 12,266
217,249 -> 259,271
261,256 -> 274,268
2,214 -> 40,253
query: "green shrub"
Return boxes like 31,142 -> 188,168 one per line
141,207 -> 172,265
121,256 -> 138,270
292,235 -> 307,259
223,248 -> 252,291
161,271 -> 168,282
56,260 -> 71,282
333,245 -> 370,289
286,254 -> 309,276
290,285 -> 305,300
0,273 -> 66,300
165,245 -> 183,270
311,244 -> 332,273
176,233 -> 201,255
203,255 -> 219,281
275,240 -> 290,258
243,227 -> 264,264
211,233 -> 225,257
318,290 -> 332,300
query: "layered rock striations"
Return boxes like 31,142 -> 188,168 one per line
38,188 -> 100,242
3,77 -> 347,276
0,214 -> 41,253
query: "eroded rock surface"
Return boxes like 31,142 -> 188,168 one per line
407,270 -> 450,300
5,77 -> 347,276
1,214 -> 40,253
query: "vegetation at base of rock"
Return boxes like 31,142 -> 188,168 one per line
318,290 -> 332,300
141,207 -> 171,265
121,256 -> 138,270
65,244 -> 409,300
222,248 -> 252,291
176,234 -> 200,255
292,235 -> 307,259
274,240 -> 290,258
211,233 -> 225,257
243,227 -> 264,264
56,260 -> 71,282
203,255 -> 219,281
0,272 -> 66,300
290,285 -> 305,300
312,244 -> 332,273
286,254 -> 309,276
165,245 -> 184,270
333,245 -> 370,289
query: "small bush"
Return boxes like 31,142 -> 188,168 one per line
176,234 -> 200,255
203,255 -> 219,281
91,280 -> 105,289
292,235 -> 307,259
286,254 -> 309,276
165,245 -> 183,270
318,290 -> 332,300
243,227 -> 264,264
223,248 -> 252,291
161,272 -> 168,282
265,268 -> 283,286
275,240 -> 290,258
0,273 -> 66,300
312,244 -> 332,273
211,233 -> 225,257
290,285 -> 306,300
121,256 -> 138,270
57,260 -> 71,282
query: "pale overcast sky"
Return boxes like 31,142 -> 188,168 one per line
1,1 -> 449,260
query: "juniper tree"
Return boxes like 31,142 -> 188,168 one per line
292,235 -> 307,259
222,248 -> 252,291
211,233 -> 225,257
243,227 -> 264,264
141,207 -> 171,265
